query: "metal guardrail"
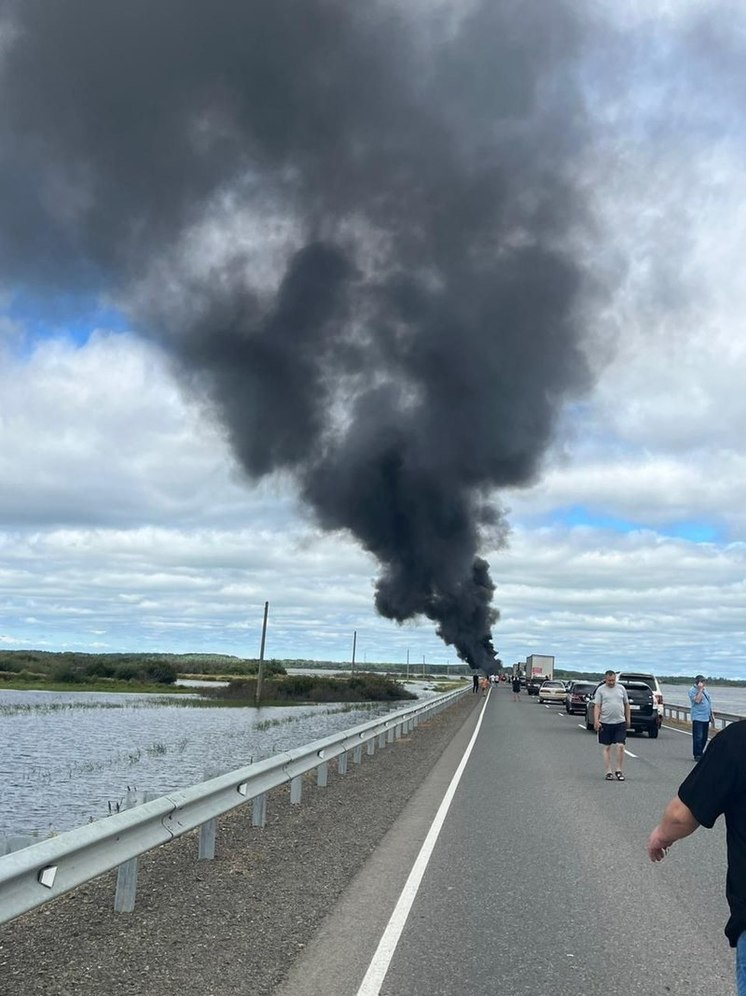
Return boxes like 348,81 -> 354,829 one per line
0,686 -> 467,925
663,703 -> 741,731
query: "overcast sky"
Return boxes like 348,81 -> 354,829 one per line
2,0 -> 746,678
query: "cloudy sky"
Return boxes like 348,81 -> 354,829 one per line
2,0 -> 746,678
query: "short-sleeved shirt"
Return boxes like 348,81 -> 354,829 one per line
678,720 -> 746,946
688,685 -> 712,722
593,683 -> 629,725
512,678 -> 520,692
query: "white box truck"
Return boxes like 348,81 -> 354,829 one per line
526,654 -> 554,679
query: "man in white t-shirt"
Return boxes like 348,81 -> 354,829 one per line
594,670 -> 631,782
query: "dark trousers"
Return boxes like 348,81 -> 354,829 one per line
692,720 -> 709,758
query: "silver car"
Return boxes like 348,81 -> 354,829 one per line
538,680 -> 567,704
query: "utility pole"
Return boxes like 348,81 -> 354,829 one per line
254,601 -> 269,706
351,629 -> 357,677
406,648 -> 410,680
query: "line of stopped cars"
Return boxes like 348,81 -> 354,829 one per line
537,673 -> 663,738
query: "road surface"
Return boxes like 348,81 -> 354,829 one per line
279,685 -> 735,995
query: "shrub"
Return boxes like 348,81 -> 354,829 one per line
50,664 -> 83,683
112,663 -> 140,681
143,661 -> 178,685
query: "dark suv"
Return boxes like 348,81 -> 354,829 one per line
585,680 -> 659,738
526,676 -> 547,696
565,680 -> 597,715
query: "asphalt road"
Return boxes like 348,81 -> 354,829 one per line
280,686 -> 736,996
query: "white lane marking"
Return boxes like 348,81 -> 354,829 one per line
662,723 -> 692,736
355,692 -> 490,996
624,748 -> 638,757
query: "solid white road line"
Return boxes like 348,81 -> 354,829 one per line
355,691 -> 491,996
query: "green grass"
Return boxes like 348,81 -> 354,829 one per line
0,674 -> 199,695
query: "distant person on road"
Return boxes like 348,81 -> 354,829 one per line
646,719 -> 746,996
479,675 -> 489,696
472,673 -> 480,694
689,674 -> 714,762
594,670 -> 631,781
512,675 -> 521,701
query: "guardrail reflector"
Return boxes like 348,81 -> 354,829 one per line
38,866 -> 57,889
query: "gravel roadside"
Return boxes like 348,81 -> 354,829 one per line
0,693 -> 478,996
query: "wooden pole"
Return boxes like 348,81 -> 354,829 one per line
255,601 -> 269,706
351,630 -> 357,676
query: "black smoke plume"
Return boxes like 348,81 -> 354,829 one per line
0,0 -> 593,669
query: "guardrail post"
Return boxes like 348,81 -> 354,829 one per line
338,753 -> 348,775
317,762 -> 328,787
394,724 -> 402,740
367,739 -> 375,756
198,818 -> 216,860
290,776 -> 302,805
114,857 -> 138,913
252,793 -> 267,828
353,746 -> 362,765
386,727 -> 395,744
378,732 -> 386,748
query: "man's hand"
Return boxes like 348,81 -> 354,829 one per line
646,827 -> 671,862
646,797 -> 699,863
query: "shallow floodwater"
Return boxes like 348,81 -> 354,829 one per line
0,685 -> 436,836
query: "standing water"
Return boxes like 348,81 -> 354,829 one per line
0,685 -> 439,836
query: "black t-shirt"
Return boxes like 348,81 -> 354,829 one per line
512,678 -> 520,692
678,720 -> 746,946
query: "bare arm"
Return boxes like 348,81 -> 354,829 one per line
646,796 -> 700,862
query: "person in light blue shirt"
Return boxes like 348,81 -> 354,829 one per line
688,674 -> 713,761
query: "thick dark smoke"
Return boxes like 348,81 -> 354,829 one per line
0,0 -> 594,669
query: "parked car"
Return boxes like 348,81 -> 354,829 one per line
616,671 -> 663,723
538,680 -> 567,704
584,680 -> 659,737
565,680 -> 597,715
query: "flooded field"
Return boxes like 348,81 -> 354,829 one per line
0,685 -> 437,836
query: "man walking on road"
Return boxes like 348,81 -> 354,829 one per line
688,674 -> 713,761
646,720 -> 746,996
594,670 -> 630,781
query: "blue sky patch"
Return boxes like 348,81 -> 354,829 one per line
5,291 -> 129,347
552,505 -> 721,543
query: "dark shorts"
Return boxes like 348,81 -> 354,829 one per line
598,721 -> 627,746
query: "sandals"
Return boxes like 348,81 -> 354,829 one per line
604,772 -> 614,780
615,771 -> 625,781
